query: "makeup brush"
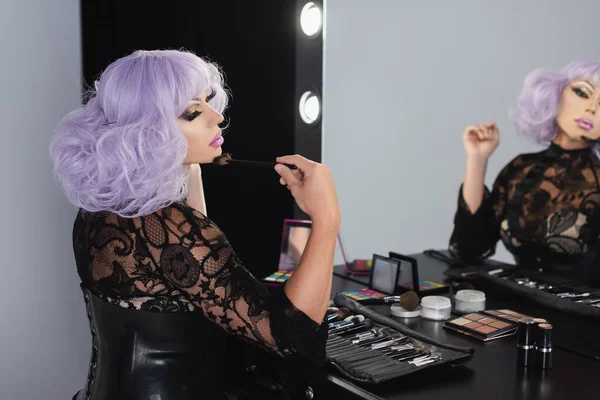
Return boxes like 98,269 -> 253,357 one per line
358,291 -> 420,311
326,307 -> 352,322
338,319 -> 374,336
328,315 -> 365,333
581,136 -> 600,144
212,153 -> 298,169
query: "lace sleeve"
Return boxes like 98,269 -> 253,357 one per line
449,158 -> 516,262
145,203 -> 325,360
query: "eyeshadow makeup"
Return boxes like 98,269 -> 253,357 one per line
444,312 -> 517,341
481,309 -> 534,324
338,288 -> 388,302
262,270 -> 293,283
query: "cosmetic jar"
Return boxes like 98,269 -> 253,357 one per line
454,289 -> 486,312
419,296 -> 451,321
391,304 -> 421,318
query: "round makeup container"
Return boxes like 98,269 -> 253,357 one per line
419,296 -> 452,321
454,289 -> 486,312
391,304 -> 421,318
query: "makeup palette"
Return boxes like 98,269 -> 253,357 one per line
399,280 -> 448,292
339,288 -> 388,302
350,259 -> 373,272
444,312 -> 517,342
482,309 -> 534,324
389,252 -> 449,295
262,219 -> 309,285
262,270 -> 294,283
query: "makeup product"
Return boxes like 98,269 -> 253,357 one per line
337,319 -> 374,336
329,316 -> 362,332
369,254 -> 402,295
359,291 -> 419,310
419,296 -> 452,321
356,295 -> 403,305
454,289 -> 486,313
347,259 -> 373,273
326,318 -> 470,384
212,153 -> 297,169
534,323 -> 553,369
516,318 -> 536,367
443,313 -> 517,342
338,288 -> 387,302
481,309 -> 535,324
262,270 -> 293,283
388,251 -> 450,295
262,219 -> 311,286
326,307 -> 351,322
390,303 -> 421,318
581,135 -> 600,144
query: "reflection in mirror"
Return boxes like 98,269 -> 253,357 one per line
323,0 -> 600,283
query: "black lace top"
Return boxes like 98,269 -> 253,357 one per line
73,201 -> 325,361
450,143 -> 600,282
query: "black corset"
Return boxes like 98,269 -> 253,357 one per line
74,284 -> 227,400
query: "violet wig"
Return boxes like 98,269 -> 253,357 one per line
50,49 -> 228,217
513,60 -> 600,159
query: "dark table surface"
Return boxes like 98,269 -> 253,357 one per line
324,252 -> 600,400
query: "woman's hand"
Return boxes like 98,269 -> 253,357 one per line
274,155 -> 340,230
463,122 -> 500,161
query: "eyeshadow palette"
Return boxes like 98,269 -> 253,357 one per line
399,280 -> 448,292
339,288 -> 388,301
481,309 -> 534,324
262,270 -> 294,283
444,312 -> 517,342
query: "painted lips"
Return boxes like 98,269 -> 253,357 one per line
209,132 -> 224,147
576,118 -> 594,130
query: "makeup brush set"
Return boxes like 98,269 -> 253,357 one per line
478,269 -> 600,319
325,297 -> 474,384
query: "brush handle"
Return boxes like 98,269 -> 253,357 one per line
357,296 -> 402,305
228,159 -> 298,170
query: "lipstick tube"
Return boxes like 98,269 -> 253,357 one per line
517,317 -> 536,367
534,323 -> 553,369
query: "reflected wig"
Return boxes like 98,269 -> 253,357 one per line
513,60 -> 600,159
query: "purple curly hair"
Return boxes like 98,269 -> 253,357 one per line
513,60 -> 600,159
50,49 -> 228,217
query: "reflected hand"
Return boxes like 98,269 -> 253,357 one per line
463,122 -> 500,160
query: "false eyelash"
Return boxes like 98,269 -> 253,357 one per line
181,109 -> 202,121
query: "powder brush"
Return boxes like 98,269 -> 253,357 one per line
212,153 -> 298,170
358,291 -> 420,311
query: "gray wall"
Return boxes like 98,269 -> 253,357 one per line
0,1 -> 88,399
324,0 -> 600,264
